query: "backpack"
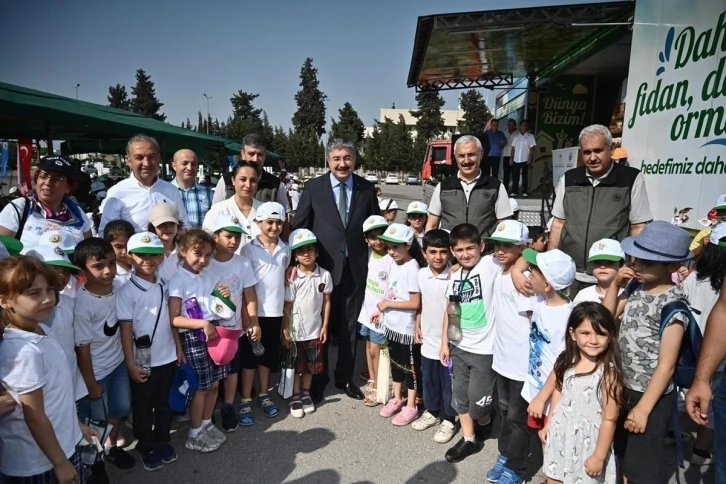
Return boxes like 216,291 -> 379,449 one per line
658,299 -> 703,389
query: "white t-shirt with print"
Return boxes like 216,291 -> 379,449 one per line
418,265 -> 450,360
43,295 -> 87,400
168,267 -> 219,331
0,327 -> 82,477
445,255 -> 501,355
492,272 -> 535,381
74,287 -> 124,380
117,276 -> 177,367
358,250 -> 393,333
381,259 -> 420,340
241,238 -> 291,318
521,299 -> 574,405
285,265 -> 333,341
0,198 -> 91,251
206,255 -> 258,329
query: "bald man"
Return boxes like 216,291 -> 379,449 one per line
171,149 -> 213,228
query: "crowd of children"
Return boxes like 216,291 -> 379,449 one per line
0,187 -> 724,484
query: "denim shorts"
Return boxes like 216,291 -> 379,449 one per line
359,324 -> 386,345
77,361 -> 131,421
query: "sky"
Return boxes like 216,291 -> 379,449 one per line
1,0 -> 616,133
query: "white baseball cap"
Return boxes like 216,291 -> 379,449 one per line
254,202 -> 285,221
379,199 -> 400,211
522,248 -> 576,290
211,213 -> 246,235
378,223 -> 415,245
510,198 -> 519,213
485,220 -> 530,245
26,245 -> 80,271
37,230 -> 77,255
711,222 -> 726,247
363,215 -> 388,233
127,232 -> 165,255
407,201 -> 428,215
715,194 -> 726,211
289,228 -> 318,250
588,239 -> 625,263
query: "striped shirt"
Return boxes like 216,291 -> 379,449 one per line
172,180 -> 213,229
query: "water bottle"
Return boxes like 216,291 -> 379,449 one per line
184,297 -> 207,343
248,327 -> 265,356
446,295 -> 463,342
134,335 -> 152,378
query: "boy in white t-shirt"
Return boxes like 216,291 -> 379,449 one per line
240,202 -> 291,423
572,239 -> 624,305
103,220 -> 136,287
283,229 -> 333,418
411,229 -> 457,443
441,223 -> 501,463
118,232 -> 180,471
483,220 -> 535,483
73,237 -> 135,469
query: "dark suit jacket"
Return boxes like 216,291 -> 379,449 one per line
292,172 -> 379,286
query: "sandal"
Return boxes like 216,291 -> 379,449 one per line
362,380 -> 375,395
364,389 -> 379,407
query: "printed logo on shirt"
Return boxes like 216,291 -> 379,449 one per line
452,276 -> 482,304
378,271 -> 388,281
318,283 -> 325,293
282,255 -> 289,266
103,321 -> 119,336
49,234 -> 61,244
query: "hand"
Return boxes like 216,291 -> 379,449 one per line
439,346 -> 450,367
677,266 -> 690,282
217,285 -> 231,298
528,398 -> 546,419
509,159 -> 514,166
281,330 -> 292,349
448,264 -> 461,279
686,379 -> 713,426
247,325 -> 261,342
415,325 -> 423,344
53,459 -> 78,484
285,266 -> 297,287
370,312 -> 381,325
176,347 -> 186,366
319,326 -> 328,345
203,322 -> 218,341
512,270 -> 533,296
0,391 -> 17,415
538,425 -> 549,445
79,422 -> 100,443
615,265 -> 637,288
527,159 -> 533,166
377,300 -> 389,312
584,454 -> 604,477
128,365 -> 149,384
88,382 -> 104,401
624,405 -> 649,433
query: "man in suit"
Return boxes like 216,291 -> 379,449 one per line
292,138 -> 379,401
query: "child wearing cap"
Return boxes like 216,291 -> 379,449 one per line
406,201 -> 428,247
691,193 -> 726,260
206,214 -> 260,433
373,223 -> 424,426
603,221 -> 695,483
147,202 -> 182,282
484,221 -> 536,483
117,232 -> 179,471
282,229 -> 333,418
439,224 -> 503,463
520,249 -> 575,435
380,199 -> 401,224
239,202 -> 291,423
358,215 -> 392,405
104,219 -> 136,286
573,239 -> 625,305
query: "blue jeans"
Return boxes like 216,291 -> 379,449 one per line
421,356 -> 456,418
714,376 -> 726,482
359,324 -> 386,345
77,362 -> 131,421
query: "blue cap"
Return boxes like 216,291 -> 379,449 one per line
168,362 -> 198,412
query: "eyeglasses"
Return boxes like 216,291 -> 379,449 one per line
37,172 -> 67,184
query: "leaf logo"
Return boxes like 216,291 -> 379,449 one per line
656,27 -> 675,76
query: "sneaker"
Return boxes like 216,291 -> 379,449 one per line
379,398 -> 404,418
239,401 -> 255,426
103,446 -> 136,469
444,437 -> 482,463
690,449 -> 714,466
301,395 -> 315,415
497,467 -> 524,484
412,411 -> 440,431
185,428 -> 221,453
664,431 -> 691,445
290,399 -> 304,418
139,450 -> 163,472
392,406 -> 419,426
156,444 -> 177,464
258,396 -> 280,418
359,370 -> 370,382
221,404 -> 238,432
486,455 -> 508,482
434,420 -> 457,444
204,423 -> 227,444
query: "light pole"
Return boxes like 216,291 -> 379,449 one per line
203,94 -> 213,134
75,84 -> 80,99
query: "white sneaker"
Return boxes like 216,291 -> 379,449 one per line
434,420 -> 456,443
185,428 -> 221,453
204,423 -> 227,444
412,411 -> 440,431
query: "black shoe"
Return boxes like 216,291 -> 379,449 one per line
444,437 -> 483,463
336,380 -> 365,400
221,404 -> 238,432
475,418 -> 494,441
103,446 -> 136,469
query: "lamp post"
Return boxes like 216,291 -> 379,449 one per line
75,84 -> 80,99
203,94 -> 213,134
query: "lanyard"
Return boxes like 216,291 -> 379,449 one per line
457,268 -> 472,297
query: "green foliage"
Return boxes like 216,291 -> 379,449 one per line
457,89 -> 491,134
286,126 -> 324,171
130,69 -> 165,121
330,102 -> 365,148
365,115 -> 415,173
410,90 -> 445,143
272,126 -> 289,159
107,84 -> 131,110
292,58 -> 327,138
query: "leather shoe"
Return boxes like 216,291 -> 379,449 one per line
445,437 -> 483,463
336,381 -> 364,400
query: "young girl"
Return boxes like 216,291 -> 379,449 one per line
0,256 -> 97,483
406,202 -> 428,247
148,203 -> 181,282
167,229 -> 229,453
379,199 -> 400,224
573,239 -> 624,305
104,219 -> 136,286
539,302 -> 624,483
374,223 -> 424,426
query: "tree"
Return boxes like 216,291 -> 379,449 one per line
223,89 -> 266,141
330,102 -> 365,147
292,58 -> 327,138
130,69 -> 166,121
230,90 -> 262,122
107,84 -> 131,110
286,127 -> 324,171
410,90 -> 446,142
259,112 -> 275,150
458,89 -> 491,134
272,126 -> 289,159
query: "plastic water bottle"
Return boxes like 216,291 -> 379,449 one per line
184,297 -> 207,343
134,335 -> 152,378
446,295 -> 463,342
248,327 -> 265,356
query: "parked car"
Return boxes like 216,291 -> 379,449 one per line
405,174 -> 420,185
385,174 -> 399,185
364,172 -> 379,183
80,164 -> 98,175
109,166 -> 124,176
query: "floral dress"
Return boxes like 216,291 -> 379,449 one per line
543,365 -> 616,483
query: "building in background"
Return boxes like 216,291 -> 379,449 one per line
364,108 -> 464,139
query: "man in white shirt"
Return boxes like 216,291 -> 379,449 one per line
509,120 -> 536,197
502,119 -> 517,193
99,135 -> 189,235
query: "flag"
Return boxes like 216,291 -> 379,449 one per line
0,143 -> 8,177
17,139 -> 32,195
